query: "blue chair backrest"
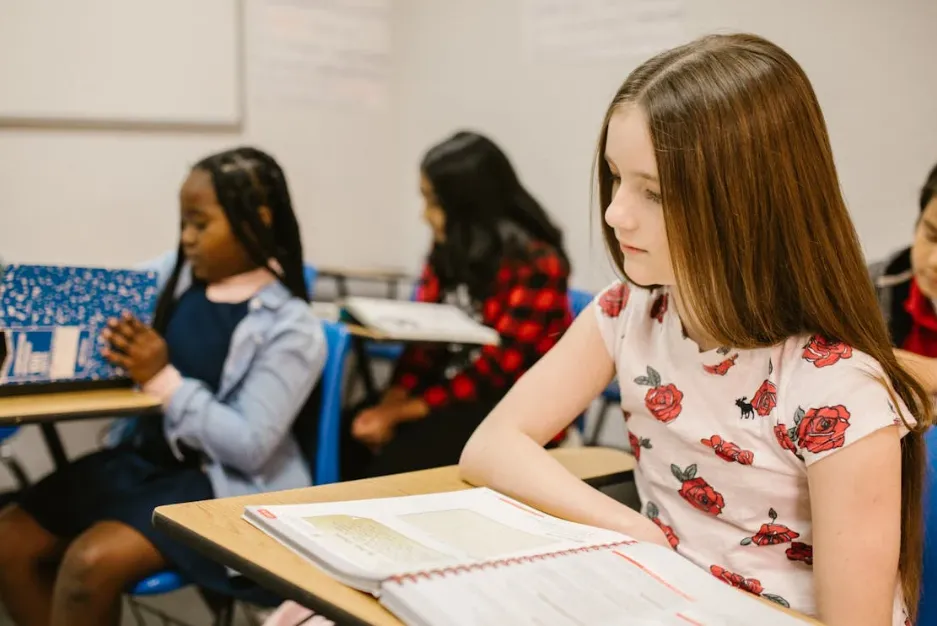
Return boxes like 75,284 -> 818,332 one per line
313,321 -> 351,485
921,426 -> 937,624
303,263 -> 318,299
568,289 -> 593,319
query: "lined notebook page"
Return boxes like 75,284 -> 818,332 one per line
382,543 -> 808,626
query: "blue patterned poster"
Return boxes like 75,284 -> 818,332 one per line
0,265 -> 160,386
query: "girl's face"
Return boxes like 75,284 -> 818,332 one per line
178,168 -> 258,283
603,105 -> 675,287
912,198 -> 937,299
420,173 -> 446,244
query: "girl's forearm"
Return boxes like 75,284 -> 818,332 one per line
460,423 -> 671,547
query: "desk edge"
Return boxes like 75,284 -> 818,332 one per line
152,470 -> 633,625
152,512 -> 374,626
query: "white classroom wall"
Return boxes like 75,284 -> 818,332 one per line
0,0 -> 400,273
393,0 -> 937,291
1,0 -> 936,483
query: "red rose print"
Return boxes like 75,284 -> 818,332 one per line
635,366 -> 683,424
628,432 -> 652,461
741,508 -> 800,546
703,354 -> 738,376
645,502 -> 679,549
751,380 -> 777,417
650,293 -> 668,323
598,282 -> 630,318
795,405 -> 851,454
701,435 -> 755,465
786,542 -> 813,565
803,335 -> 853,368
709,565 -> 764,595
672,465 -> 725,516
774,423 -> 798,455
709,566 -> 790,608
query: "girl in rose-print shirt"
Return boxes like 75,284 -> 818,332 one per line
461,34 -> 932,626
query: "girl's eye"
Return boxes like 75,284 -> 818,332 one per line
645,189 -> 662,204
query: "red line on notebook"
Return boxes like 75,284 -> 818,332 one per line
611,551 -> 694,601
498,497 -> 545,517
675,613 -> 704,626
256,509 -> 276,519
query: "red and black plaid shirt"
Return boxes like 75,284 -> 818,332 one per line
391,241 -> 571,410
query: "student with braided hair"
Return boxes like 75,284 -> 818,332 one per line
0,147 -> 326,626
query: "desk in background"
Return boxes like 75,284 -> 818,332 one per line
316,266 -> 414,300
0,388 -> 160,469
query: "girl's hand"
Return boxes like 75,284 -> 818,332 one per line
351,406 -> 398,447
101,313 -> 169,385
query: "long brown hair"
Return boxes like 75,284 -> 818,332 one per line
594,33 -> 932,616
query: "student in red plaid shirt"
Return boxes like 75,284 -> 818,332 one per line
342,131 -> 572,479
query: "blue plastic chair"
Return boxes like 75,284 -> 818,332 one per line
313,320 -> 351,485
920,425 -> 937,625
303,263 -> 318,299
128,319 -> 352,622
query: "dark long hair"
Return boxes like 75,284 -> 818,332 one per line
594,33 -> 931,617
153,147 -> 307,332
921,161 -> 937,213
421,131 -> 567,300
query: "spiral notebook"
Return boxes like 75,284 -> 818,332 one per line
244,488 -> 809,625
0,264 -> 160,395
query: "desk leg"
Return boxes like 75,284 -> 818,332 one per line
335,276 -> 349,300
39,423 -> 69,469
351,337 -> 379,405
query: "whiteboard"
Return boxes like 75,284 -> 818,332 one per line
0,0 -> 242,129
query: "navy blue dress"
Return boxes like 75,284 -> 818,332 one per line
18,285 -> 277,603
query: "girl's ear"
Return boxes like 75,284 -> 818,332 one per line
258,205 -> 273,227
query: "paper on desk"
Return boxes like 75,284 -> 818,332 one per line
245,488 -> 628,584
383,541 -> 809,626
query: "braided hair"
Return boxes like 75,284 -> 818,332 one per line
153,147 -> 307,333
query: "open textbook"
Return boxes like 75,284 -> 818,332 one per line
340,296 -> 500,345
244,488 -> 809,626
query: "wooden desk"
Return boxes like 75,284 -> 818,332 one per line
155,447 -> 634,626
155,448 -> 818,625
316,266 -> 414,300
0,388 -> 160,469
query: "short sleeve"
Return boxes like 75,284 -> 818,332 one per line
784,336 -> 913,467
592,281 -> 633,361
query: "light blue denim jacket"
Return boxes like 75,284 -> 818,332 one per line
108,251 -> 325,499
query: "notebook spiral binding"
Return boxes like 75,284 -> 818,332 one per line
387,539 -> 637,585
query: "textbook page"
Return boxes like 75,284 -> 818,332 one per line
341,297 -> 500,345
244,488 -> 629,585
382,541 -> 809,626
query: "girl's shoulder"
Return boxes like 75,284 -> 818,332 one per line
592,280 -> 663,357
772,334 -> 912,467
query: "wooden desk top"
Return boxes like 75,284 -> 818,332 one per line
155,448 -> 819,625
316,266 -> 413,283
155,447 -> 634,626
0,388 -> 161,425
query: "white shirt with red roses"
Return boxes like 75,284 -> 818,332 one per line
593,281 -> 912,625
